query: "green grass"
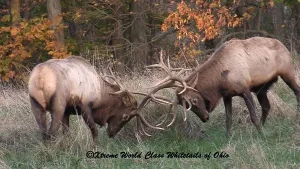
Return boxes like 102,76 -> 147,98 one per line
1,75 -> 300,169
1,116 -> 299,169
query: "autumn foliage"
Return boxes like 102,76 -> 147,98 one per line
0,16 -> 68,81
162,0 -> 242,47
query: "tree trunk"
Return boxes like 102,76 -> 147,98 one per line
272,2 -> 284,41
111,1 -> 125,60
128,0 -> 150,69
10,0 -> 20,26
291,4 -> 300,54
47,0 -> 64,48
245,0 -> 256,30
23,0 -> 30,21
256,7 -> 262,30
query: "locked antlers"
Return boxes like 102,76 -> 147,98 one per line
139,50 -> 196,128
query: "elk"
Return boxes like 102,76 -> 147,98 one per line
28,56 -> 168,141
146,37 -> 300,137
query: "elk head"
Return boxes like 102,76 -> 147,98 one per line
101,71 -> 169,137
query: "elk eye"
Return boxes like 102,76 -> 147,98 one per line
122,114 -> 130,121
191,98 -> 198,105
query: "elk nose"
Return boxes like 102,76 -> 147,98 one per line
203,115 -> 209,122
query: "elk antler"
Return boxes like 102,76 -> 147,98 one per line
101,67 -> 129,95
102,67 -> 168,136
145,50 -> 197,94
138,49 -> 197,128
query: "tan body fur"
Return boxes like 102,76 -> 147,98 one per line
182,37 -> 300,136
29,56 -> 137,141
29,57 -> 103,110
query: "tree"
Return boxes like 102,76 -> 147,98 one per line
161,0 -> 276,53
162,0 -> 242,50
272,1 -> 284,41
47,0 -> 64,50
10,0 -> 20,26
128,0 -> 150,68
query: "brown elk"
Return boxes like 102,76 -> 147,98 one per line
146,37 -> 300,137
28,56 -> 168,141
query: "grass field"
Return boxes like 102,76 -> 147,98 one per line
0,71 -> 300,169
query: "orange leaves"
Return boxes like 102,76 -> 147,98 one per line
10,27 -> 20,37
162,0 -> 242,48
0,16 -> 69,81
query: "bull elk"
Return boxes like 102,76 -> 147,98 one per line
28,56 -> 169,141
146,37 -> 300,137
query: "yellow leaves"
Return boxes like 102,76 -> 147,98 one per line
243,12 -> 252,20
10,27 -> 20,37
0,27 -> 10,33
1,15 -> 10,22
268,1 -> 274,7
48,51 -> 55,55
19,21 -> 28,29
74,10 -> 82,21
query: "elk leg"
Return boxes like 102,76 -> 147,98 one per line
30,97 -> 48,140
281,73 -> 300,112
223,96 -> 232,138
241,90 -> 262,132
62,114 -> 70,134
82,106 -> 98,142
257,90 -> 270,126
48,99 -> 66,139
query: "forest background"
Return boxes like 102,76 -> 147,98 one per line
1,0 -> 300,81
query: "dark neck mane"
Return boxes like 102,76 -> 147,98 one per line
185,63 -> 223,112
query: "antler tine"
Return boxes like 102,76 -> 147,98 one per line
186,98 -> 192,111
156,102 -> 173,126
147,50 -> 195,95
133,79 -> 180,135
145,49 -> 172,74
104,75 -> 125,89
140,124 -> 152,136
167,55 -> 171,69
131,92 -> 173,105
176,68 -> 188,76
135,113 -> 165,131
159,49 -> 172,73
146,71 -> 196,95
181,98 -> 192,122
134,49 -> 196,133
171,68 -> 191,71
146,76 -> 173,89
136,118 -> 152,136
102,67 -> 130,95
103,75 -> 128,95
167,100 -> 179,127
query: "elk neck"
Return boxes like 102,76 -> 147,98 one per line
185,58 -> 224,112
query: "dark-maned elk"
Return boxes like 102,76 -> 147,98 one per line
145,37 -> 300,137
28,56 -> 167,142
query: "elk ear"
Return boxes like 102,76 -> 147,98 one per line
121,92 -> 137,108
